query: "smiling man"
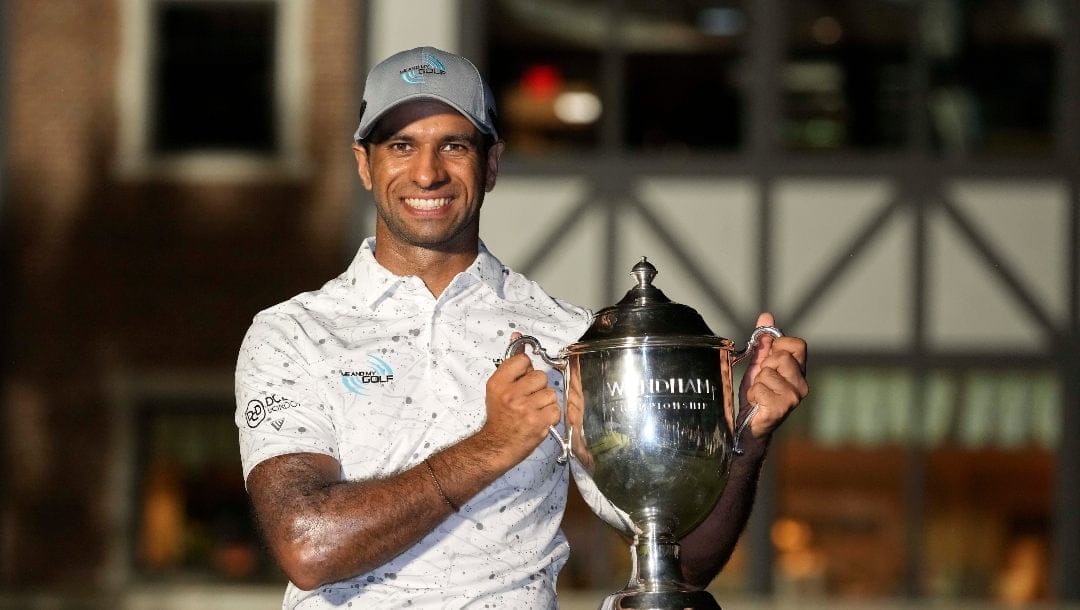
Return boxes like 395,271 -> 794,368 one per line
234,47 -> 808,609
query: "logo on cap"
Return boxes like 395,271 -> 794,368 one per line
400,52 -> 447,85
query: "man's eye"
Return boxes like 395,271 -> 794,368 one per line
443,143 -> 469,153
388,142 -> 411,152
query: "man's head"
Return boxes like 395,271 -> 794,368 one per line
352,48 -> 505,258
353,47 -> 499,146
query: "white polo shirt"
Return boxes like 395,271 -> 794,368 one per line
235,238 -> 591,609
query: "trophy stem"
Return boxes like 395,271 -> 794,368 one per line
631,533 -> 684,589
599,533 -> 721,610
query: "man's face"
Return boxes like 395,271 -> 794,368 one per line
353,100 -> 504,254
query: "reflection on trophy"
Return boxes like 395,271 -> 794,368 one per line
506,258 -> 780,610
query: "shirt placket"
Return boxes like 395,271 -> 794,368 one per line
428,281 -> 482,437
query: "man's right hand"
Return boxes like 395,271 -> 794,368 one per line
480,334 -> 561,468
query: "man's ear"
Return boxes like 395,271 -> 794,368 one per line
352,144 -> 373,191
484,141 -> 506,193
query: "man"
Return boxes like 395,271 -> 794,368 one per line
235,47 -> 808,608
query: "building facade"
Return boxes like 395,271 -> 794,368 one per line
1,0 -> 1077,606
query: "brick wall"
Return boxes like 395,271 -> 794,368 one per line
1,0 -> 362,588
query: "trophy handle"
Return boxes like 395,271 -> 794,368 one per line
732,325 -> 783,365
731,325 -> 783,455
503,335 -> 572,464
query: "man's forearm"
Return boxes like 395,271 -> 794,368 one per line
678,435 -> 769,588
247,431 -> 513,590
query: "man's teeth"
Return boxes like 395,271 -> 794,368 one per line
404,197 -> 451,210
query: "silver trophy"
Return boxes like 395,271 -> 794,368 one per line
506,258 -> 780,610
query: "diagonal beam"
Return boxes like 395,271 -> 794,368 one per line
513,194 -> 598,279
938,196 -> 1057,336
787,197 -> 906,329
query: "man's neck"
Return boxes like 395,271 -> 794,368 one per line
373,240 -> 478,299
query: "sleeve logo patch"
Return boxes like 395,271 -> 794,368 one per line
245,394 -> 300,428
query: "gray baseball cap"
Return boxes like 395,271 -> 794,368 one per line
353,46 -> 498,142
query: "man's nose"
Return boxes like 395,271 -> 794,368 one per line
411,147 -> 448,188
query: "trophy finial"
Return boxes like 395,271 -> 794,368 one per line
631,257 -> 658,289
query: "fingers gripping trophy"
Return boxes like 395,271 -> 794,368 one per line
505,258 -> 781,610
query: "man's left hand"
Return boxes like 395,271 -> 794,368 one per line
738,312 -> 808,440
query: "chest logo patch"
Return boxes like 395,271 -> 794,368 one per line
341,354 -> 395,395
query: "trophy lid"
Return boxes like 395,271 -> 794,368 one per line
575,257 -> 724,347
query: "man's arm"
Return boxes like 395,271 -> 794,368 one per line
678,432 -> 769,586
679,314 -> 808,587
246,348 -> 558,591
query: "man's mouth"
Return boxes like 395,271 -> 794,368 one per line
404,197 -> 452,211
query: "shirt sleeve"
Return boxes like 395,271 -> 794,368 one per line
235,310 -> 339,482
569,458 -> 639,537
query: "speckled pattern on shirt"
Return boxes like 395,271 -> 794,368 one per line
235,238 -> 592,609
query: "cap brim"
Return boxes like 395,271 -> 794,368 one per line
354,93 -> 496,142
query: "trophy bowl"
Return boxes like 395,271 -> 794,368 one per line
506,258 -> 779,610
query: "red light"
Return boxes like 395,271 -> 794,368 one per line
521,64 -> 562,100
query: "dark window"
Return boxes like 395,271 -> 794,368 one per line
925,0 -> 1060,156
486,1 -> 604,152
485,0 -> 746,153
133,396 -> 280,582
153,1 -> 278,154
622,1 -> 746,151
784,0 -> 914,151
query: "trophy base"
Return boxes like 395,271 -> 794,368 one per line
600,589 -> 721,610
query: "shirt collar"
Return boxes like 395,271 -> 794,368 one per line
343,237 -> 507,309
471,240 -> 509,297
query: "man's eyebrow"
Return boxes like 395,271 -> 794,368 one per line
383,131 -> 416,142
377,132 -> 478,145
441,132 -> 482,144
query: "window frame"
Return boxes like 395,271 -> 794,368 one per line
116,0 -> 311,181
